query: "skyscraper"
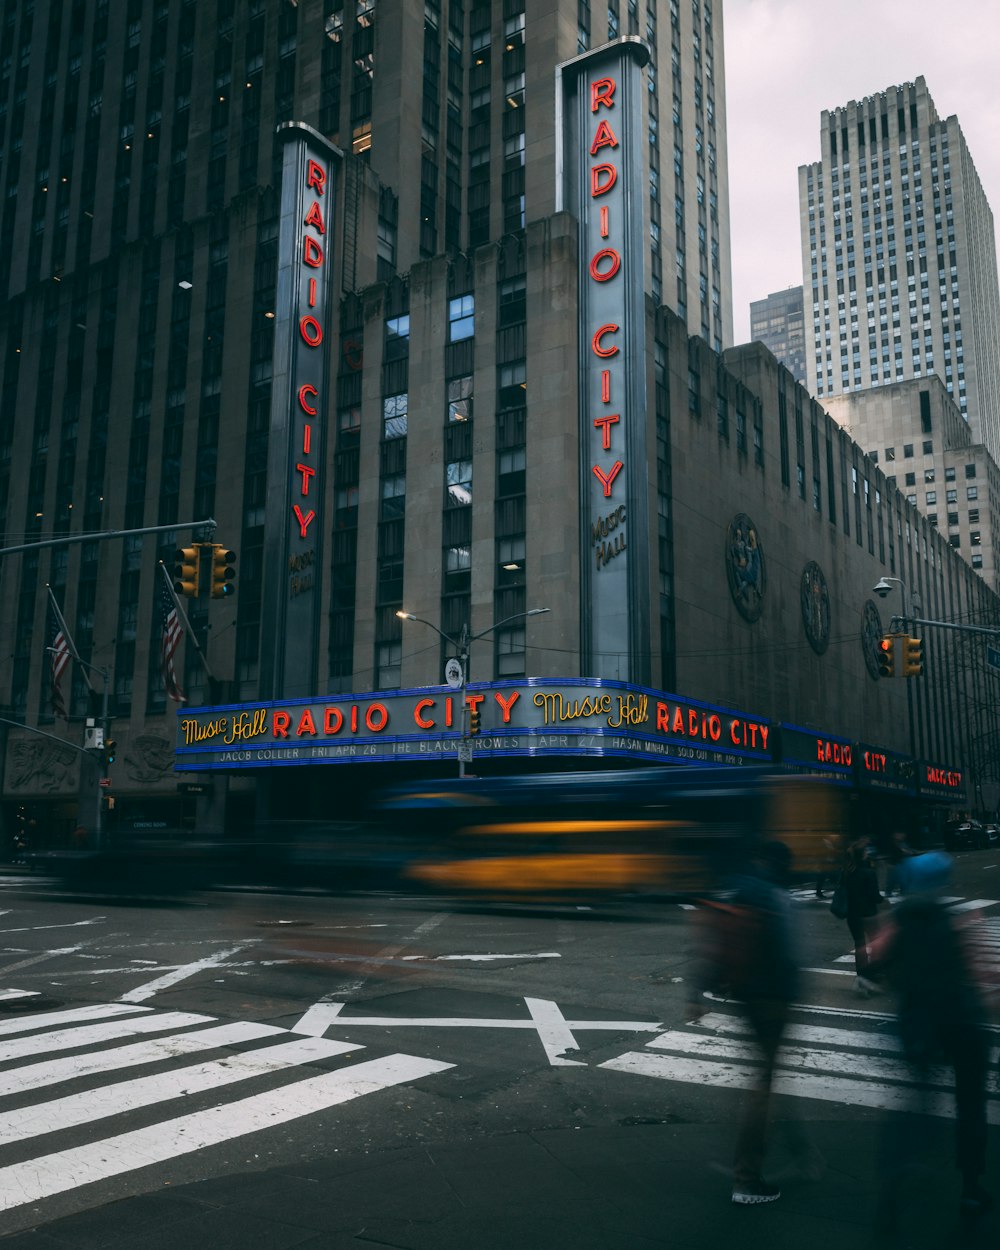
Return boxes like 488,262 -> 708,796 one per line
749,285 -> 806,384
798,76 -> 1000,460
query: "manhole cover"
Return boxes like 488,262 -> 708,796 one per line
0,996 -> 62,1013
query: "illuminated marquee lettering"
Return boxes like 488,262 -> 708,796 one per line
816,738 -> 852,766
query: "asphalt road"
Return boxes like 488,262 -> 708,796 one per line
0,852 -> 999,1248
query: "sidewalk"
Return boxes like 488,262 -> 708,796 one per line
0,1116 -> 989,1250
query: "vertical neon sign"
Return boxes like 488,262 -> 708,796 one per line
558,39 -> 651,684
261,123 -> 343,700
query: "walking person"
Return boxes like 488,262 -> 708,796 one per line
689,840 -> 801,1205
871,851 -> 992,1234
840,835 -> 883,996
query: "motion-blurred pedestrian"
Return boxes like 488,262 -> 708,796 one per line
689,839 -> 800,1205
882,828 -> 917,897
870,851 -> 992,1234
840,835 -> 883,996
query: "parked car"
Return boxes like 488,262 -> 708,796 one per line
944,820 -> 988,851
983,824 -> 1000,848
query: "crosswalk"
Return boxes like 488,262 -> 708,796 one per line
0,991 -> 452,1212
601,1007 -> 1000,1122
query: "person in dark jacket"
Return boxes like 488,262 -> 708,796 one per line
842,835 -> 883,996
871,851 -> 992,1231
689,840 -> 801,1205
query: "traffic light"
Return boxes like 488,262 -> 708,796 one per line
469,706 -> 481,735
878,634 -> 897,678
173,545 -> 201,598
103,740 -> 117,770
210,545 -> 237,598
903,635 -> 924,677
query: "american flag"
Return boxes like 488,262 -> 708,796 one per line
159,582 -> 186,704
49,611 -> 71,719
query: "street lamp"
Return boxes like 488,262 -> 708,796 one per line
396,607 -> 550,777
872,576 -> 921,631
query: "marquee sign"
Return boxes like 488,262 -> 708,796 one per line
855,741 -> 916,795
776,723 -> 854,784
175,678 -> 772,771
260,122 -> 342,700
558,38 -> 651,685
919,759 -> 966,802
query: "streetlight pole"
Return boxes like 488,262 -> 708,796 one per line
872,576 -> 918,771
397,607 -> 550,778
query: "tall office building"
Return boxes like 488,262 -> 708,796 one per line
749,284 -> 806,383
0,4 -> 994,845
798,77 -> 1000,460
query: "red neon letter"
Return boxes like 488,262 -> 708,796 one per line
601,369 -> 611,403
298,384 -> 318,415
303,236 -> 324,268
304,201 -> 326,234
589,248 -> 621,282
365,703 -> 388,732
594,413 -> 620,450
413,699 -> 435,730
292,504 -> 316,537
494,690 -> 520,724
343,339 -> 363,371
299,315 -> 323,346
592,461 -> 623,497
295,463 -> 316,496
591,77 -> 616,112
324,707 -> 344,734
591,324 -> 620,358
272,710 -> 291,739
590,163 -> 618,197
656,702 -> 669,732
590,119 -> 619,156
296,708 -> 317,737
302,425 -> 311,454
305,160 -> 326,195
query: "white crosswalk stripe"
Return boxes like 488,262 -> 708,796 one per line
0,993 -> 453,1213
601,1009 -> 1000,1121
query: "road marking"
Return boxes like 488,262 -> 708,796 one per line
951,898 -> 998,913
0,1011 -> 212,1063
0,946 -> 84,974
0,1002 -> 150,1037
0,1020 -> 287,1098
119,944 -> 257,1003
0,1035 -> 361,1145
524,997 -> 585,1067
806,967 -> 855,977
0,1052 -> 453,1212
0,989 -> 37,1001
293,997 -> 661,1067
696,1012 -> 904,1052
399,952 -> 561,962
0,918 -> 106,935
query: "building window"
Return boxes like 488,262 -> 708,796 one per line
945,466 -> 956,481
966,463 -> 977,478
904,472 -> 916,486
925,491 -> 936,505
971,531 -> 982,547
946,489 -> 957,504
922,440 -> 933,454
446,459 -> 472,507
448,294 -> 474,342
967,485 -> 978,500
903,444 -> 913,458
383,392 -> 408,439
923,468 -> 935,483
972,553 -> 983,568
885,447 -> 895,460
447,375 -> 473,423
384,314 -> 410,361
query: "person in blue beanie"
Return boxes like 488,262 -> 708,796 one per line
871,850 -> 992,1232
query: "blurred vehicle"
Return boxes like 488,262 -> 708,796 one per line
371,766 -> 849,902
944,819 -> 987,851
983,823 -> 1000,847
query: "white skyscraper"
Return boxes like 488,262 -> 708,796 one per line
798,77 -> 1000,460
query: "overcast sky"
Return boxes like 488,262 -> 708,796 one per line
723,0 -> 1000,344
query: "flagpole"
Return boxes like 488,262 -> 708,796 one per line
158,562 -> 216,682
45,584 -> 94,692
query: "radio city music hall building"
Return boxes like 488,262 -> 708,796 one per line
0,3 -> 997,849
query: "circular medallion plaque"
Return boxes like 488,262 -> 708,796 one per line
861,600 -> 885,680
725,513 -> 766,622
800,561 -> 831,655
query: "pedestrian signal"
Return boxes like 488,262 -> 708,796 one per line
469,707 -> 481,735
210,545 -> 237,598
173,546 -> 201,598
878,635 -> 897,678
903,635 -> 924,678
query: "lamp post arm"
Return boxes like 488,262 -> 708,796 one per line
469,607 -> 550,644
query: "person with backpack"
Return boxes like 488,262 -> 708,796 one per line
869,851 -> 992,1230
689,840 -> 800,1205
